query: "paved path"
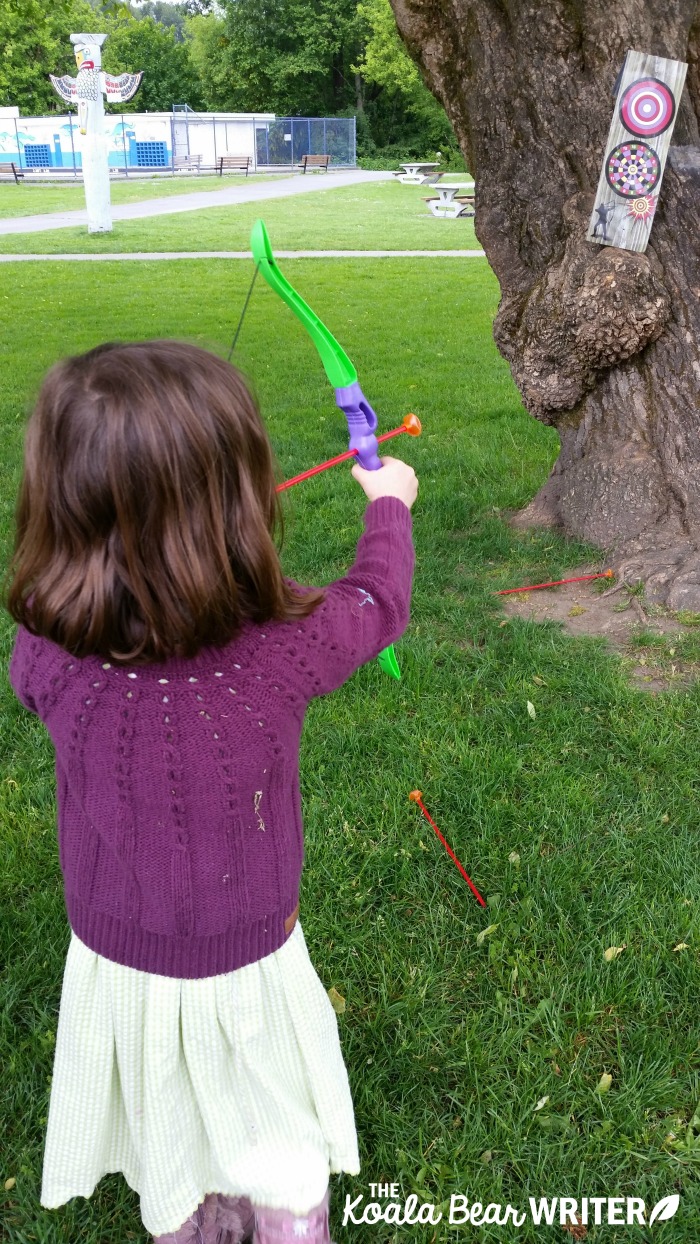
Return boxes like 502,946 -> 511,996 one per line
0,249 -> 485,262
0,170 -> 394,235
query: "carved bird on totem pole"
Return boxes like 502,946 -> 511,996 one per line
50,34 -> 143,135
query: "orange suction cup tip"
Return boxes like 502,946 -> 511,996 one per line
402,414 -> 421,436
605,568 -> 614,577
408,790 -> 423,803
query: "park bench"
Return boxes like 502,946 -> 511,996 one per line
300,154 -> 330,173
423,181 -> 475,218
217,155 -> 252,176
455,195 -> 475,216
0,162 -> 24,183
174,154 -> 203,172
396,162 -> 441,183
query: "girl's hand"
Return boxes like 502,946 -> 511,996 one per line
351,456 -> 419,510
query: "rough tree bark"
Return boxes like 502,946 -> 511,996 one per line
388,0 -> 700,608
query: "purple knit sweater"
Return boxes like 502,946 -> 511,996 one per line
8,497 -> 414,978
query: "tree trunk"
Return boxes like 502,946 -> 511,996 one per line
355,71 -> 365,113
388,0 -> 700,608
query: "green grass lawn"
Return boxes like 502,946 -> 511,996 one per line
1,233 -> 699,1241
0,180 -> 478,253
0,172 -> 290,218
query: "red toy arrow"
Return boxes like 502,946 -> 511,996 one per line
409,790 -> 486,907
277,413 -> 421,492
496,570 -> 613,594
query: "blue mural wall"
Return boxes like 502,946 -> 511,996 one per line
0,116 -> 172,169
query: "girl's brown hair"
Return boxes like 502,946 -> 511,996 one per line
2,340 -> 324,666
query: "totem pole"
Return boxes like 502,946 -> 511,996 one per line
50,34 -> 143,233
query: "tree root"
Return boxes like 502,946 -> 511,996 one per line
510,510 -> 700,611
608,548 -> 700,612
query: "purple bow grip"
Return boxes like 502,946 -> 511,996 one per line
335,382 -> 382,471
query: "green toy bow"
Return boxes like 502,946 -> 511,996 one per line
249,219 -> 401,679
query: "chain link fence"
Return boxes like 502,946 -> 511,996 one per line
255,117 -> 355,167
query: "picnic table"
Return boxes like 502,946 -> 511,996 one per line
426,181 -> 475,217
396,162 -> 442,184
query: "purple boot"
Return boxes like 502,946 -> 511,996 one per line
153,1194 -> 255,1244
251,1189 -> 332,1244
214,1193 -> 256,1244
152,1200 -> 207,1243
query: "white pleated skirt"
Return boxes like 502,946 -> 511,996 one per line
40,921 -> 361,1237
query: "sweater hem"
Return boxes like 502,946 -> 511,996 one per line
66,889 -> 301,979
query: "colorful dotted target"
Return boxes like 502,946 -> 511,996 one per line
619,77 -> 675,138
605,141 -> 660,198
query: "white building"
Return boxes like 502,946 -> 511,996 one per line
0,109 -> 275,172
0,108 -> 356,172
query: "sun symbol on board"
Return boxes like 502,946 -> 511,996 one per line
627,194 -> 657,221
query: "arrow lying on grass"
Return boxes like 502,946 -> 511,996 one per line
496,570 -> 613,595
409,790 -> 486,907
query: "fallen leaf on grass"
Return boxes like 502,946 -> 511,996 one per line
328,987 -> 346,1014
536,1114 -> 571,1133
476,923 -> 499,946
498,619 -> 509,628
480,1149 -> 493,1163
673,943 -> 690,952
527,700 -> 536,719
533,1095 -> 550,1111
5,1177 -> 16,1191
532,675 -> 547,686
604,944 -> 626,961
562,1216 -> 588,1239
596,1073 -> 613,1094
508,850 -> 521,866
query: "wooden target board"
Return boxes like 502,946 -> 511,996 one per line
587,49 -> 687,253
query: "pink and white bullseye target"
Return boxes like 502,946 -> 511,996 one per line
619,77 -> 676,138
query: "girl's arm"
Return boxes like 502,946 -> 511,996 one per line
284,490 -> 416,697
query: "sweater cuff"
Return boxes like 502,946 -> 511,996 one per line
363,494 -> 413,533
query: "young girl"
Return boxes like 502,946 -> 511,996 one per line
4,340 -> 417,1244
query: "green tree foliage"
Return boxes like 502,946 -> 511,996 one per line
354,0 -> 459,157
184,13 -> 232,110
0,0 -> 96,114
127,1 -> 187,41
212,0 -> 362,115
102,13 -> 204,111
